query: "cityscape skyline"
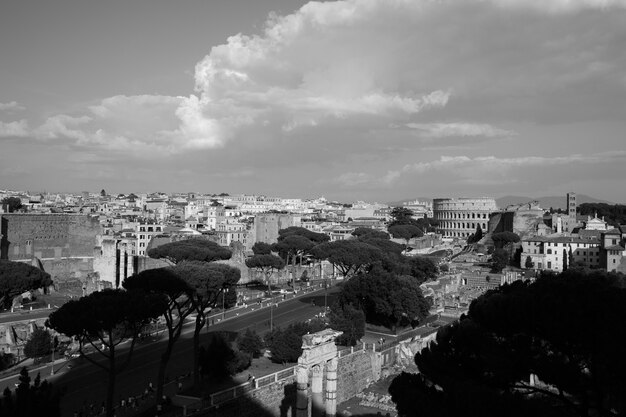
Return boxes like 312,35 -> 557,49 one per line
1,0 -> 625,203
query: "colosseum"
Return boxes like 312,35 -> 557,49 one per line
433,197 -> 498,238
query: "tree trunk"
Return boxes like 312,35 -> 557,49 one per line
192,313 -> 205,387
292,254 -> 297,288
106,333 -> 116,417
156,335 -> 175,405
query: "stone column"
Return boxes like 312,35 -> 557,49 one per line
325,357 -> 338,417
311,364 -> 324,417
296,365 -> 309,417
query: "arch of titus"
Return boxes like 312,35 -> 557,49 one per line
296,329 -> 343,417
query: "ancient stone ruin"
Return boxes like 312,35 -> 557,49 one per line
296,328 -> 343,417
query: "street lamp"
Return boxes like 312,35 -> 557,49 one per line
221,287 -> 229,321
324,278 -> 328,313
47,328 -> 54,376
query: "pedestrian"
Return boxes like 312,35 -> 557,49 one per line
121,398 -> 125,408
178,381 -> 183,392
148,381 -> 154,392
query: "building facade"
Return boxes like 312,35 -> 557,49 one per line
521,236 -> 601,272
433,198 -> 498,239
135,222 -> 165,256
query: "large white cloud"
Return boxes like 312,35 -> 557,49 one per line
11,0 -> 626,153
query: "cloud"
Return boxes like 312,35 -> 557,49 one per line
380,151 -> 626,186
8,0 -> 626,155
407,122 -> 516,139
0,120 -> 29,138
11,96 -> 189,155
0,101 -> 25,112
34,115 -> 92,141
483,0 -> 626,13
3,0 -> 626,202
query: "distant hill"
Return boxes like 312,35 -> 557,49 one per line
387,195 -> 614,210
496,194 -> 614,210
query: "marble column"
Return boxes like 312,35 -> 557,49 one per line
325,357 -> 338,417
296,365 -> 309,417
311,364 -> 324,417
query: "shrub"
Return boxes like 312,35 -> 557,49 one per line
266,321 -> 327,364
199,332 -> 251,379
236,328 -> 264,358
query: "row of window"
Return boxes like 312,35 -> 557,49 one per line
436,212 -> 489,220
138,226 -> 163,232
439,222 -> 487,230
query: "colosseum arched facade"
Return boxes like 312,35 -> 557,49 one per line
433,198 -> 498,238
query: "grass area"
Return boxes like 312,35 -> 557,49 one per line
233,356 -> 291,384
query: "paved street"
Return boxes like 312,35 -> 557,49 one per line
0,285 -> 337,416
0,307 -> 56,325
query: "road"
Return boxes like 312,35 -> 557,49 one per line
0,285 -> 338,416
0,308 -> 56,325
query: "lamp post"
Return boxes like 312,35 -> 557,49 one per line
49,329 -> 54,376
324,278 -> 328,313
221,287 -> 228,321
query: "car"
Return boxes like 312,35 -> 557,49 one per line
64,351 -> 81,359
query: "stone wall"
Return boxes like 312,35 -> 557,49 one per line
487,209 -> 544,239
1,214 -> 100,260
1,214 -> 100,283
337,348 -> 381,404
200,376 -> 297,417
0,317 -> 49,357
253,214 -> 301,248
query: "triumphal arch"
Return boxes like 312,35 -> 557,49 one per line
296,329 -> 343,417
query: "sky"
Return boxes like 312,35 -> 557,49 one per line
1,0 -> 625,203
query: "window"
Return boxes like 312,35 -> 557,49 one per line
547,249 -> 552,254
547,261 -> 552,269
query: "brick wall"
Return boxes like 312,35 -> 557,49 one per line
1,214 -> 100,283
